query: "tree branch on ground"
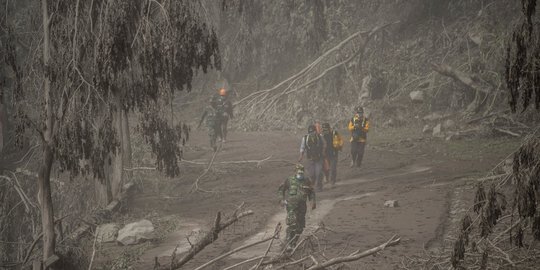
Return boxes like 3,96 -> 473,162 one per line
303,235 -> 400,270
154,207 -> 254,270
193,223 -> 281,270
190,143 -> 221,193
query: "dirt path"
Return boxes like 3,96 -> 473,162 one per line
95,127 -> 518,270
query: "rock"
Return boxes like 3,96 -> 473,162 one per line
432,123 -> 443,137
422,124 -> 431,134
117,219 -> 155,245
384,200 -> 399,208
409,90 -> 424,102
96,223 -> 120,243
442,119 -> 456,130
423,112 -> 444,121
383,119 -> 394,127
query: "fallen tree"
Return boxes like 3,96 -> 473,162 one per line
431,63 -> 494,114
234,22 -> 399,130
154,205 -> 254,270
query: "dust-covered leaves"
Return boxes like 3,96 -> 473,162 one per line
474,182 -> 487,213
513,137 -> 540,239
479,185 -> 506,237
505,0 -> 540,112
139,106 -> 186,178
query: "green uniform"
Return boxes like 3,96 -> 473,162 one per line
277,176 -> 316,247
199,105 -> 220,151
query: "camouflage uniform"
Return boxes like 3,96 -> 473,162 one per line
215,95 -> 233,142
199,104 -> 221,152
278,168 -> 316,248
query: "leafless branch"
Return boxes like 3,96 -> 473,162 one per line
155,208 -> 254,270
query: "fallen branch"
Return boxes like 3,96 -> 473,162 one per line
87,231 -> 99,270
222,255 -> 266,270
466,110 -> 510,124
190,143 -> 221,193
234,22 -> 399,130
155,209 -> 254,270
476,173 -> 508,182
486,239 -> 516,267
253,223 -> 282,270
304,235 -> 401,270
272,256 -> 310,270
431,63 -> 491,94
123,166 -> 157,171
193,224 -> 280,270
493,127 -> 521,137
234,22 -> 398,106
0,174 -> 35,213
182,155 -> 273,167
68,182 -> 135,241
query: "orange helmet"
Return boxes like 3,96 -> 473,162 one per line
219,88 -> 227,96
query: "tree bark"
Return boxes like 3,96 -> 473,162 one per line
111,94 -> 124,198
0,103 -> 4,153
121,109 -> 132,180
40,0 -> 56,268
94,176 -> 112,208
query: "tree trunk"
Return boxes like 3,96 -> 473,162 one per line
38,146 -> 55,268
95,175 -> 112,208
40,0 -> 56,268
111,94 -> 124,198
121,109 -> 132,180
0,103 -> 4,154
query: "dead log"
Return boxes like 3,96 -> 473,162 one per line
155,209 -> 254,270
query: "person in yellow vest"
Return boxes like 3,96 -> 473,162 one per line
348,106 -> 369,168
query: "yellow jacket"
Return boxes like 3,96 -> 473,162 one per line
348,115 -> 369,142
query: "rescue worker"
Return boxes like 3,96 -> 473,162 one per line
298,124 -> 326,191
215,88 -> 233,142
348,106 -> 370,167
198,97 -> 221,152
322,123 -> 343,186
277,164 -> 316,250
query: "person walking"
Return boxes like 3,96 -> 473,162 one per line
277,164 -> 316,250
298,124 -> 326,191
215,88 -> 233,142
198,97 -> 221,152
321,123 -> 343,186
348,106 -> 369,167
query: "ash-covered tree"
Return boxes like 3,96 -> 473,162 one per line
5,0 -> 219,267
506,0 -> 540,112
505,0 -> 540,245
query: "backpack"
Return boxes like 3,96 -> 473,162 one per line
215,96 -> 230,118
206,106 -> 218,127
332,130 -> 343,151
351,115 -> 367,140
304,134 -> 322,161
